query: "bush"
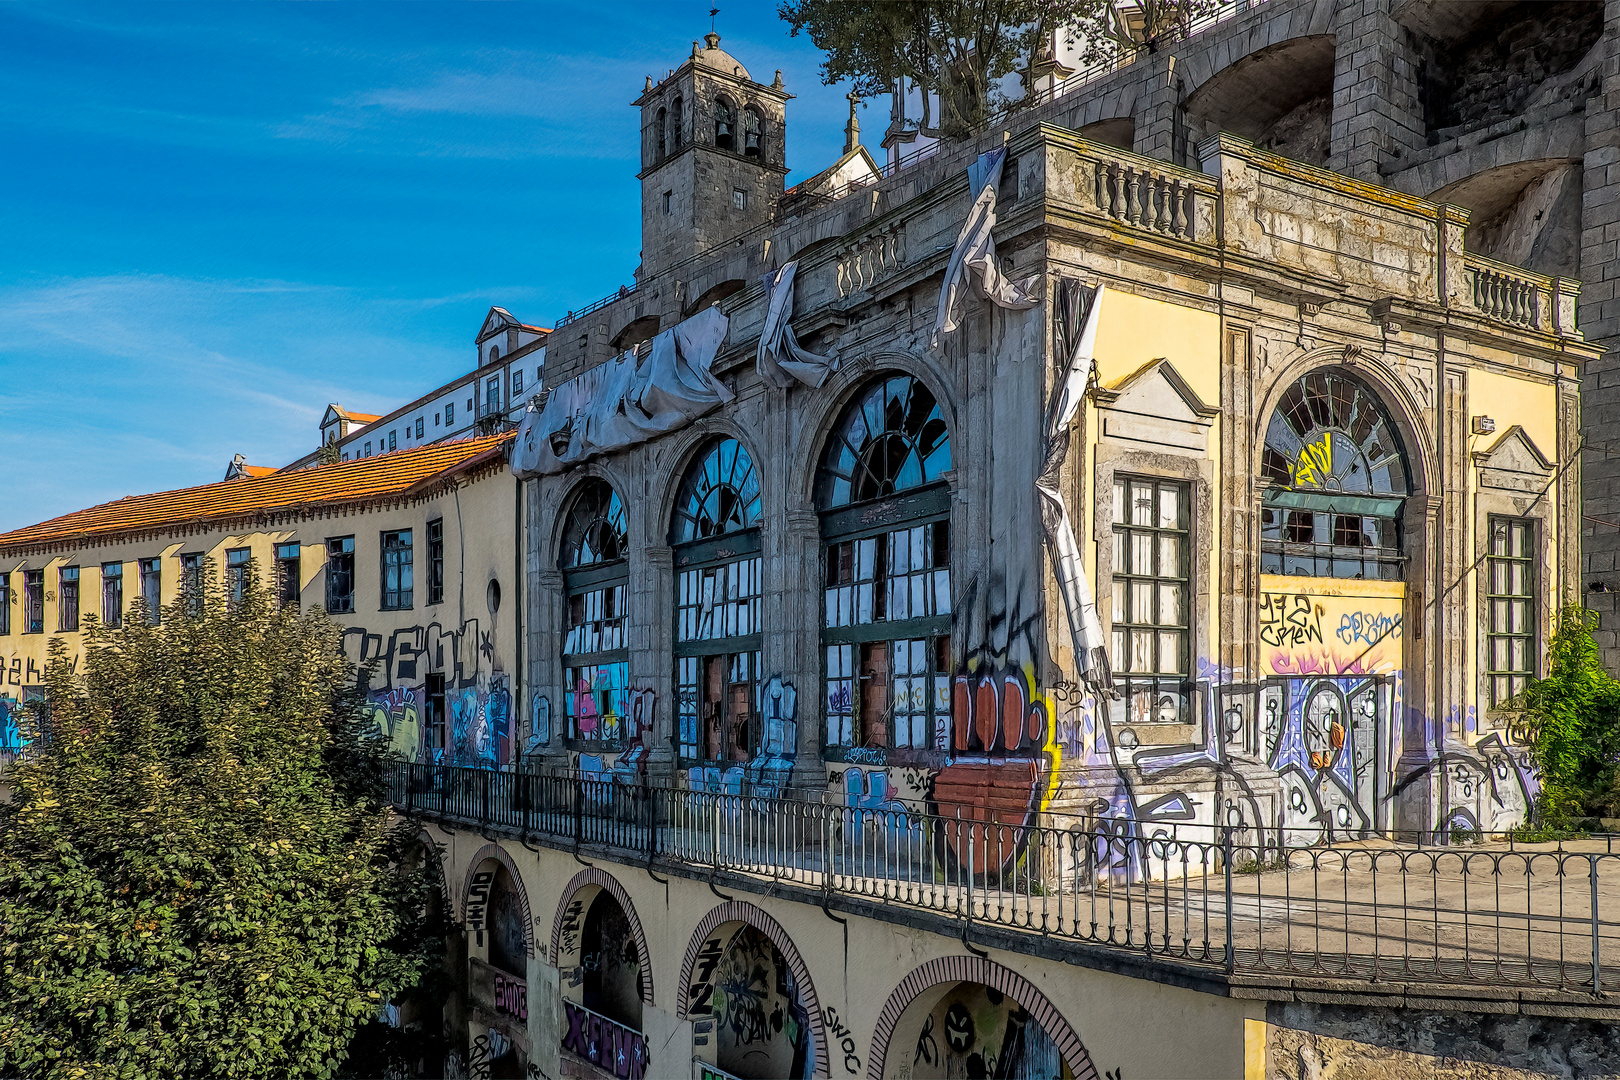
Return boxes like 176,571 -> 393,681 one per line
1515,604 -> 1620,828
0,570 -> 446,1079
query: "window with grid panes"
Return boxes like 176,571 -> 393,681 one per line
671,438 -> 763,764
0,573 -> 9,635
325,537 -> 355,613
226,549 -> 251,609
101,563 -> 122,627
380,531 -> 412,610
1111,476 -> 1191,725
561,480 -> 629,747
275,543 -> 300,608
1486,516 -> 1536,707
23,570 -> 43,634
816,375 -> 954,760
180,553 -> 204,615
139,558 -> 161,625
59,567 -> 80,632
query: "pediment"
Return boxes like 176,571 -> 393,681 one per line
1472,425 -> 1553,492
320,403 -> 346,427
477,306 -> 517,344
1094,358 -> 1218,451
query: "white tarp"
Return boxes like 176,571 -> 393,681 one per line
1037,282 -> 1113,694
511,306 -> 732,478
931,146 -> 1041,349
757,261 -> 838,389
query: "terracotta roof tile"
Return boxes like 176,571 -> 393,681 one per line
240,465 -> 278,478
0,432 -> 513,551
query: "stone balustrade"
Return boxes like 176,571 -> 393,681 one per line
1463,255 -> 1581,337
1085,148 -> 1217,243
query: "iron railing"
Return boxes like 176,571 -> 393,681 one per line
389,762 -> 1620,993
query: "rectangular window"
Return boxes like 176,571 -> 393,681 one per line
435,411 -> 441,427
512,369 -> 523,395
139,558 -> 161,625
58,567 -> 80,632
326,536 -> 356,613
427,519 -> 445,605
1110,476 -> 1191,725
677,651 -> 759,763
445,401 -> 455,427
0,573 -> 9,636
364,440 -> 372,457
486,377 -> 501,414
426,673 -> 447,755
23,570 -> 44,634
1487,516 -> 1536,707
732,187 -> 747,210
226,548 -> 251,608
415,417 -> 425,439
466,397 -> 473,413
663,190 -> 673,215
101,562 -> 123,628
275,542 -> 300,609
181,553 -> 204,615
565,661 -> 628,745
381,530 -> 413,610
388,430 -> 397,451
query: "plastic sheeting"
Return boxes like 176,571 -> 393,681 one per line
931,146 -> 1041,350
756,261 -> 839,389
1038,281 -> 1113,694
511,306 -> 732,478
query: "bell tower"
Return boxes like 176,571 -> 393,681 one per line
634,33 -> 791,282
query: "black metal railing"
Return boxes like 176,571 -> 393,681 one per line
389,762 -> 1620,993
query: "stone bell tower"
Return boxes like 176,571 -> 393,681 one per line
633,32 -> 791,283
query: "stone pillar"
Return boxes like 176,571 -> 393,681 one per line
779,506 -> 824,798
530,566 -> 568,769
1580,0 -> 1620,671
641,546 -> 677,780
1326,0 -> 1425,181
1134,53 -> 1183,164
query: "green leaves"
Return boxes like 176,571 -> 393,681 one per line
0,575 -> 444,1079
1516,604 -> 1620,827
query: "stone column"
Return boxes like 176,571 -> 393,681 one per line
530,567 -> 568,770
641,545 -> 677,781
1134,53 -> 1184,164
779,506 -> 825,799
1326,0 -> 1425,181
1580,0 -> 1620,669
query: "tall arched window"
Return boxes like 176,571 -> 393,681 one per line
714,98 -> 736,151
816,375 -> 952,760
1260,369 -> 1411,580
670,96 -> 684,149
671,438 -> 763,764
742,106 -> 763,157
561,480 -> 629,745
655,106 -> 668,160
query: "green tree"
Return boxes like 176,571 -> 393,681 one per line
0,569 -> 446,1079
779,0 -> 1217,139
1516,604 -> 1620,826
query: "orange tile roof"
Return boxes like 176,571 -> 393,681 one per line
240,465 -> 278,478
348,412 -> 382,424
0,432 -> 513,551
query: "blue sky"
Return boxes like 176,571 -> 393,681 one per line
0,1 -> 866,531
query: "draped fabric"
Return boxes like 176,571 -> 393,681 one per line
511,306 -> 732,478
756,261 -> 838,389
930,146 -> 1041,350
1037,281 -> 1113,694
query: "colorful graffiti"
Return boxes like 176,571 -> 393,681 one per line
562,1001 -> 649,1080
687,677 -> 799,797
687,925 -> 812,1080
363,686 -> 423,760
1260,575 -> 1403,676
903,983 -> 1067,1080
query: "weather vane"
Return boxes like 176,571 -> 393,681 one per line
710,7 -> 720,32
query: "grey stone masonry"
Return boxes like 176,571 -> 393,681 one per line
1584,0 -> 1620,658
1326,0 -> 1425,180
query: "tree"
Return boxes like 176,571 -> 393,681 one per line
1516,604 -> 1620,826
0,569 -> 446,1079
779,0 -> 1217,140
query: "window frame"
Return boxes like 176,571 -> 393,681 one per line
180,553 -> 204,615
1485,515 -> 1537,709
225,548 -> 251,609
1109,474 -> 1193,725
58,566 -> 80,632
427,518 -> 445,605
326,536 -> 356,614
23,570 -> 44,634
139,557 -> 161,625
561,481 -> 630,749
0,572 -> 10,636
380,530 -> 413,611
101,562 -> 123,628
275,542 -> 300,609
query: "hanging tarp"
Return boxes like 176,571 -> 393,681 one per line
511,306 -> 731,478
1037,280 -> 1112,694
931,146 -> 1041,350
756,261 -> 838,389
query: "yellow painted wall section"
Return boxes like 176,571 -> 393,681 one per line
1092,289 -> 1222,406
1466,369 -> 1557,462
1258,574 -> 1404,677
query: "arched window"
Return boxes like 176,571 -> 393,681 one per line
561,480 -> 629,745
1260,369 -> 1410,579
655,106 -> 668,161
671,438 -> 763,765
743,106 -> 763,157
670,95 -> 684,149
816,375 -> 952,759
489,345 -> 499,363
714,98 -> 736,151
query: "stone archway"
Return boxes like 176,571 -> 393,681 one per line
678,901 -> 828,1080
461,843 -> 534,963
867,955 -> 1097,1080
550,866 -> 655,1004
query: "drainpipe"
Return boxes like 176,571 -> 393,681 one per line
514,472 -> 524,767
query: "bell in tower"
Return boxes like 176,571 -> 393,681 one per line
633,32 -> 791,282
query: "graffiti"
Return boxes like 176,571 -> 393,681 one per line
466,1027 -> 510,1080
688,926 -> 810,1080
914,1013 -> 938,1068
822,1007 -> 862,1075
906,984 -> 1064,1080
1258,593 -> 1323,649
0,653 -> 51,689
341,617 -> 491,691
1336,611 -> 1401,647
363,686 -> 423,760
466,870 -> 494,947
0,696 -> 22,751
559,898 -> 585,956
562,1001 -> 648,1080
747,676 -> 798,796
527,693 -> 550,752
1288,431 -> 1333,487
493,971 -> 528,1022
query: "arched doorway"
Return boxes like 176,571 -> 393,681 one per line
581,890 -> 644,1032
462,850 -> 534,1080
868,957 -> 1095,1080
680,903 -> 824,1080
1256,367 -> 1416,838
551,869 -> 654,1080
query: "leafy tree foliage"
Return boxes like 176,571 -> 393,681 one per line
779,0 -> 1217,139
0,571 -> 446,1079
1516,604 -> 1620,825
